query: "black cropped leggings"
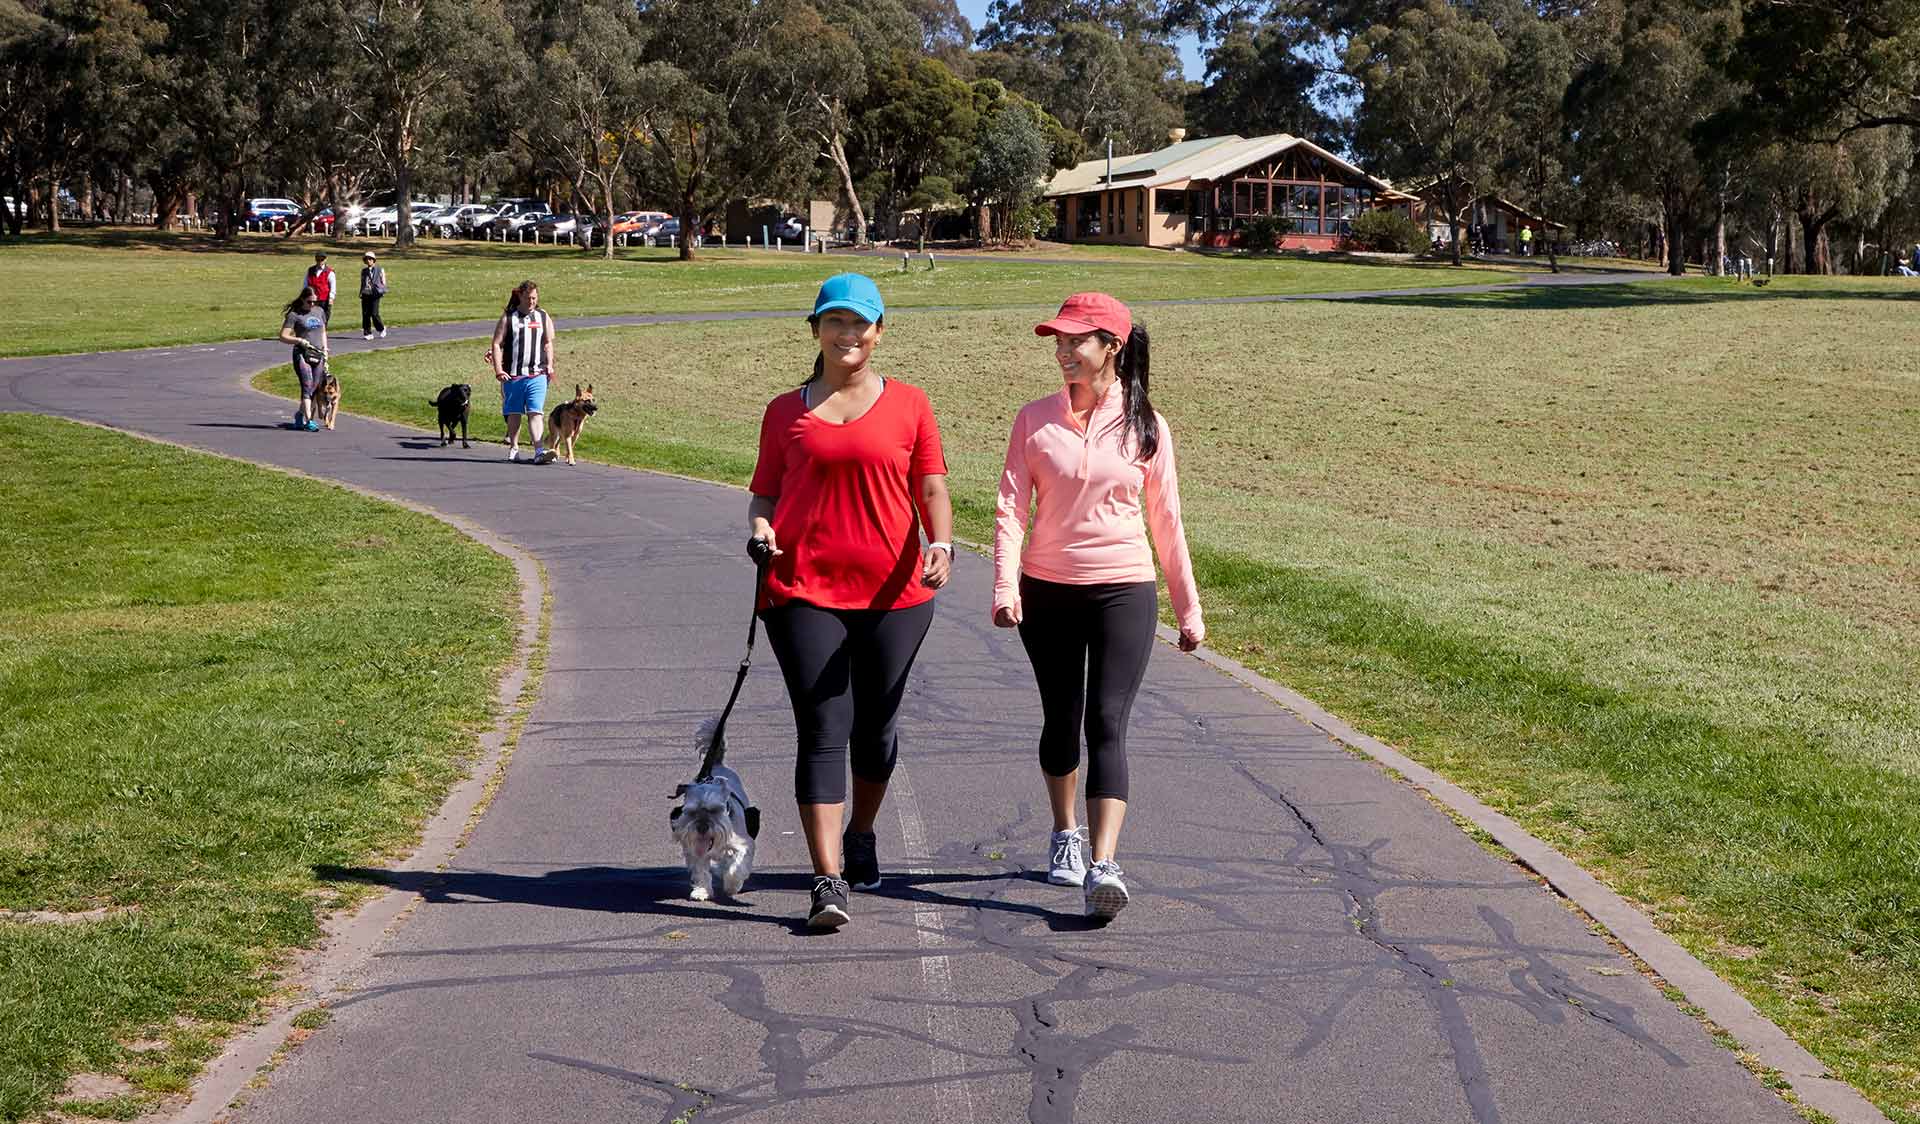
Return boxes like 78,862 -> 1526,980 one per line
761,598 -> 936,805
1016,575 -> 1157,801
360,294 -> 385,334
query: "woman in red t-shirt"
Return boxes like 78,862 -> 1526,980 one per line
748,273 -> 953,930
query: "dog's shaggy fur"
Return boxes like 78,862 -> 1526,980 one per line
312,372 -> 341,430
431,383 -> 472,448
669,718 -> 759,901
547,383 -> 597,465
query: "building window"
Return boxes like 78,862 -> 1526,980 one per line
1251,182 -> 1268,214
1136,189 -> 1144,231
1077,196 -> 1100,236
1155,190 -> 1187,216
1290,185 -> 1321,234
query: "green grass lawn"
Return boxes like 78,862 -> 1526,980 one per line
304,273 -> 1920,1123
0,227 -> 1516,356
0,415 -> 518,1123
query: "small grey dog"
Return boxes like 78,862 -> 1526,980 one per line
669,718 -> 759,901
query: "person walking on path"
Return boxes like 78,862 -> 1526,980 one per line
305,253 -> 337,323
276,286 -> 328,432
746,273 -> 954,930
992,291 -> 1204,924
359,252 -> 388,340
488,280 -> 557,464
1520,225 -> 1534,257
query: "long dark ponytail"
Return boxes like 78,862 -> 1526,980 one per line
282,286 -> 314,319
1099,323 -> 1157,461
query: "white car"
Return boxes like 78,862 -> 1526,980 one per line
356,207 -> 401,232
427,204 -> 489,235
457,208 -> 500,236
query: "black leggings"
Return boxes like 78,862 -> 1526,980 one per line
761,598 -> 936,805
361,294 -> 385,333
1016,575 -> 1157,801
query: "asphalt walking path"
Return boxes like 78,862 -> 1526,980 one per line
0,275 -> 1803,1124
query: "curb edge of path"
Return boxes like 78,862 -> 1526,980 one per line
28,418 -> 552,1124
1154,622 -> 1890,1124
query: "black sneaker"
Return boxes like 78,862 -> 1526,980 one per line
842,829 -> 881,891
808,875 -> 850,929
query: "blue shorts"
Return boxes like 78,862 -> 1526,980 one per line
501,375 -> 548,416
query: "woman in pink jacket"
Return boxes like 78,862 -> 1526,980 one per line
993,291 -> 1204,924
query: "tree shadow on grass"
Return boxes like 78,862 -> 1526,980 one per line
1356,279 -> 1920,312
11,227 -> 741,264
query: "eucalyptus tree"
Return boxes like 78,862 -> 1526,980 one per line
521,0 -> 657,258
1345,0 -> 1507,265
631,0 -> 820,260
1565,0 -> 1739,274
340,0 -> 514,247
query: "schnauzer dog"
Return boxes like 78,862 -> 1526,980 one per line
669,718 -> 759,901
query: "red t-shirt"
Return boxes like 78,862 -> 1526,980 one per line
750,379 -> 947,611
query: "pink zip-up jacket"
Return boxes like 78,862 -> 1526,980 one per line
993,385 -> 1204,640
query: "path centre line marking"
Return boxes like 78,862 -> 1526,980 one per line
890,764 -> 977,1124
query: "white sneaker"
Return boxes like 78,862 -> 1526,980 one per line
378,328 -> 387,338
507,447 -> 520,461
1084,860 -> 1129,923
1047,828 -> 1088,886
363,332 -> 373,341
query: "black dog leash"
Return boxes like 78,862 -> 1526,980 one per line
693,540 -> 773,782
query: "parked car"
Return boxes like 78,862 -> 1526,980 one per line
653,218 -> 681,241
535,213 -> 579,236
611,210 -> 671,236
773,215 -> 805,241
456,207 -> 500,236
491,205 -> 552,235
427,203 -> 489,235
356,206 -> 401,232
245,197 -> 300,223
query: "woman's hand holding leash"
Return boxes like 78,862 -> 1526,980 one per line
1177,628 -> 1200,653
747,519 -> 780,566
993,604 -> 1021,628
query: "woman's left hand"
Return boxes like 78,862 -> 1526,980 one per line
1177,627 -> 1202,653
922,546 -> 951,590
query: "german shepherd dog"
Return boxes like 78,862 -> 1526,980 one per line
431,383 -> 472,448
547,384 -> 597,465
312,371 -> 342,431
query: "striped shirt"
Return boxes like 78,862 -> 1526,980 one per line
500,308 -> 552,378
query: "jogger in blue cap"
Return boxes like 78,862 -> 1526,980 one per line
746,273 -> 955,929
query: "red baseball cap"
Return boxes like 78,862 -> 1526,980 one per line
1035,292 -> 1132,340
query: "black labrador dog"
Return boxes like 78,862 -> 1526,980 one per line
430,384 -> 472,448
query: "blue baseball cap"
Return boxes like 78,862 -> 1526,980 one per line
811,273 -> 884,323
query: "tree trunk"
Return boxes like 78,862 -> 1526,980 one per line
46,173 -> 60,232
393,121 -> 416,249
1796,209 -> 1835,274
824,128 -> 866,247
1712,206 -> 1725,277
679,200 -> 697,262
1662,191 -> 1685,276
603,178 -> 617,261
